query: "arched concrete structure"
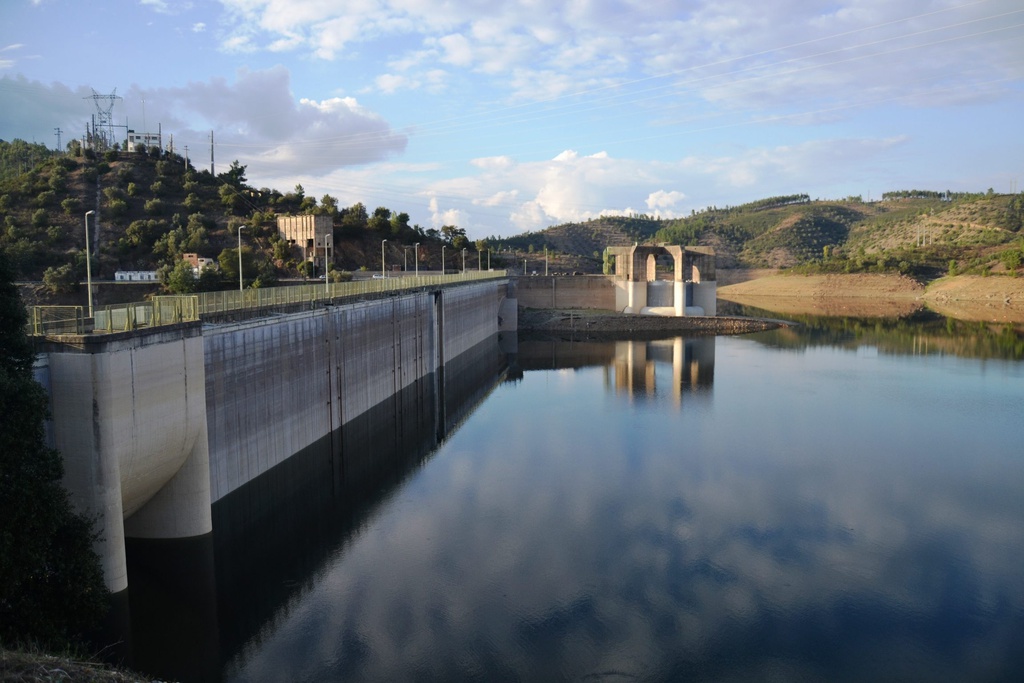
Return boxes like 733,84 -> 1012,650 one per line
606,245 -> 716,316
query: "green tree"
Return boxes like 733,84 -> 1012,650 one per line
219,184 -> 243,214
219,160 -> 247,188
390,211 -> 410,236
60,197 -> 80,215
368,206 -> 392,231
1001,248 -> 1022,273
162,259 -> 198,293
440,224 -> 465,245
218,246 -> 257,285
0,251 -> 108,649
339,202 -> 368,235
42,264 -> 78,294
318,194 -> 339,218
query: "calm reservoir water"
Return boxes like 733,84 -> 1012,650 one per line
122,310 -> 1024,682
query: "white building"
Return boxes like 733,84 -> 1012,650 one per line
127,129 -> 161,151
114,270 -> 160,282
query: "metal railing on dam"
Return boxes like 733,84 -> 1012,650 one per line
26,270 -> 508,335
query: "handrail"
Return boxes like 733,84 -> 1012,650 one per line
27,270 -> 508,335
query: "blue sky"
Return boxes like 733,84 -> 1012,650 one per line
2,0 -> 1022,239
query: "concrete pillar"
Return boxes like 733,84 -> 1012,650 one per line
674,280 -> 686,316
46,352 -> 129,592
625,280 -> 647,314
691,281 -> 718,316
38,324 -> 212,593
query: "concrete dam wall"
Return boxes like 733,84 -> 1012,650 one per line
205,279 -> 510,501
36,279 -> 513,591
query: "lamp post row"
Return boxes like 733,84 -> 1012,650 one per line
380,241 -> 481,276
87,222 -> 469,309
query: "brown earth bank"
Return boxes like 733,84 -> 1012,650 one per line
717,273 -> 926,299
518,308 -> 787,340
717,273 -> 1024,323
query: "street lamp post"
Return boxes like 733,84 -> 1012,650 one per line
442,245 -> 446,275
381,239 -> 387,278
545,247 -> 549,276
403,246 -> 409,272
237,226 -> 245,292
323,235 -> 330,299
84,210 -> 94,318
462,248 -> 467,274
414,242 -> 420,276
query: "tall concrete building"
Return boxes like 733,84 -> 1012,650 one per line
277,215 -> 333,271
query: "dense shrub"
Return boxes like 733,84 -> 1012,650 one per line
0,252 -> 108,649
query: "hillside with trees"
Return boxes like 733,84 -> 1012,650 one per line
2,137 -> 1022,304
0,139 -> 476,301
491,191 -> 1023,280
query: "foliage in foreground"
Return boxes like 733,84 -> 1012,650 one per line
0,251 -> 109,650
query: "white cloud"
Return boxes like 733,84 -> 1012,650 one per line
474,190 -> 519,207
106,67 -> 407,178
212,0 -> 1024,110
0,76 -> 92,142
375,73 -> 408,94
192,22 -> 206,33
437,33 -> 473,67
470,156 -> 514,170
0,44 -> 24,70
429,196 -> 467,229
139,0 -> 170,13
646,190 -> 686,214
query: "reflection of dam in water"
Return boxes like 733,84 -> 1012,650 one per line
120,335 -> 510,683
514,336 -> 715,406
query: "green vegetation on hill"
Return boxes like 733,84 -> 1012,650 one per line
505,191 -> 1023,279
2,136 -> 1022,292
0,139 -> 469,295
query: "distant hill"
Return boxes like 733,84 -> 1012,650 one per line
490,192 -> 1023,280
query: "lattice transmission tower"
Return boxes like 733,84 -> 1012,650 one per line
84,88 -> 123,150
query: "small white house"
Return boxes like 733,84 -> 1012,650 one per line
114,270 -> 159,282
127,129 -> 161,151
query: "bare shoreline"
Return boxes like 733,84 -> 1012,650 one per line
717,273 -> 1024,324
518,308 -> 788,339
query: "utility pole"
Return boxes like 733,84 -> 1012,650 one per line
54,127 -> 62,152
184,145 -> 189,170
210,130 -> 214,175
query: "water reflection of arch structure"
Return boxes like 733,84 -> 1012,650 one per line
609,337 -> 715,406
605,245 -> 717,316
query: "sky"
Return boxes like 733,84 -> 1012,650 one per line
1,0 -> 1022,240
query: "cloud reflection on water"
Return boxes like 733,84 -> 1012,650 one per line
227,335 -> 1024,682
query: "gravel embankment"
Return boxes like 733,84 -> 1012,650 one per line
518,308 -> 786,339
